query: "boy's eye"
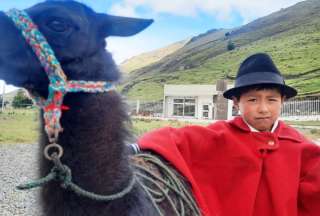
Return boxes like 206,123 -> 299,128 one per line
269,98 -> 278,102
248,98 -> 256,102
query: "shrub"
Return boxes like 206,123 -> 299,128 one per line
227,40 -> 235,51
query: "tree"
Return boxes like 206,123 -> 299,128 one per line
12,89 -> 33,108
0,95 -> 9,107
227,40 -> 235,51
0,95 -> 9,110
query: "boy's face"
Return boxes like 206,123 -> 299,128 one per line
232,88 -> 285,132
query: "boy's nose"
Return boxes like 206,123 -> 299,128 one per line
258,102 -> 269,113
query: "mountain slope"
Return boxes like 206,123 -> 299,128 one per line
120,39 -> 189,74
120,0 -> 320,101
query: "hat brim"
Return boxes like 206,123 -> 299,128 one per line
223,83 -> 297,100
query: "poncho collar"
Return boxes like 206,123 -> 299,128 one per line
230,116 -> 303,143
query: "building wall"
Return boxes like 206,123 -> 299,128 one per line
164,95 -> 215,119
165,96 -> 198,118
163,84 -> 234,120
197,95 -> 214,119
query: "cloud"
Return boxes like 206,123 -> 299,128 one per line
109,3 -> 138,17
109,0 -> 303,24
107,34 -> 163,64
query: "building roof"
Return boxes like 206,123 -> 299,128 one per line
164,84 -> 233,97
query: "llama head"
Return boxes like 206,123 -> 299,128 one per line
0,0 -> 152,96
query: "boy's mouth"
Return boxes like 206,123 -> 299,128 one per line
255,117 -> 271,121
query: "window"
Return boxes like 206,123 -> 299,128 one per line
202,104 -> 209,118
184,104 -> 195,116
174,99 -> 184,103
203,111 -> 209,118
173,104 -> 184,116
173,97 -> 196,117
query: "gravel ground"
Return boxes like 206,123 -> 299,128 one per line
0,143 -> 42,216
1,140 -> 319,216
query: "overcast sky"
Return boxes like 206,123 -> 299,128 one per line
0,0 -> 304,92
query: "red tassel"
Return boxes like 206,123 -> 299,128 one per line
61,105 -> 70,111
44,104 -> 57,112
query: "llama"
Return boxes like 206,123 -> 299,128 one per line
0,1 -> 200,215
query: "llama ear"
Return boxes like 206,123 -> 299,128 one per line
98,14 -> 153,37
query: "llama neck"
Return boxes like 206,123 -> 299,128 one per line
40,91 -> 133,195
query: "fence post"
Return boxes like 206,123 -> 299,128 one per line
136,100 -> 140,115
1,83 -> 5,112
215,80 -> 228,120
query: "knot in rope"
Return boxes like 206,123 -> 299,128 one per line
17,154 -> 137,202
16,153 -> 71,190
52,165 -> 72,189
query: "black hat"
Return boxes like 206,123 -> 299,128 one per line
223,53 -> 297,99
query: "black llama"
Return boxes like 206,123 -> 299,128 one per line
0,1 -> 200,215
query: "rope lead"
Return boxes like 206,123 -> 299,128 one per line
17,154 -> 136,202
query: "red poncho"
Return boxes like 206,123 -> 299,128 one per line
138,117 -> 320,216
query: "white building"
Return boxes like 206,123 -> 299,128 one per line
163,84 -> 234,120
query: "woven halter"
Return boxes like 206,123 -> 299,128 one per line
4,9 -> 140,201
6,9 -> 115,144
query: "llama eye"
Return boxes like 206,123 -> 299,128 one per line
47,19 -> 69,32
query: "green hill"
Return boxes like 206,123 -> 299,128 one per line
120,39 -> 189,74
119,0 -> 320,101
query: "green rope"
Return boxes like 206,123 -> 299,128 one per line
17,152 -> 201,215
133,153 -> 201,216
17,155 -> 136,202
17,171 -> 57,190
145,155 -> 198,214
66,174 -> 136,201
135,170 -> 181,215
135,154 -> 200,214
136,178 -> 164,216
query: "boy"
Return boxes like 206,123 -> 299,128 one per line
138,53 -> 320,216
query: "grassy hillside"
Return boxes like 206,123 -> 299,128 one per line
119,0 -> 320,101
120,39 -> 189,74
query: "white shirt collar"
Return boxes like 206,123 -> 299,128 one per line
243,118 -> 279,133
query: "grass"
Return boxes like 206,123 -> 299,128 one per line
121,29 -> 320,100
295,128 -> 320,141
0,109 -> 200,144
285,121 -> 320,127
125,81 -> 164,101
0,109 -> 39,144
131,118 -> 207,137
0,109 -> 319,144
119,2 -> 320,101
120,40 -> 188,73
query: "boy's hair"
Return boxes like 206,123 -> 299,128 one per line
233,84 -> 285,100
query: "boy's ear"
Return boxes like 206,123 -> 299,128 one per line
232,96 -> 239,109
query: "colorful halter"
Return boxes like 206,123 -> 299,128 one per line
5,9 -> 140,201
6,9 -> 115,144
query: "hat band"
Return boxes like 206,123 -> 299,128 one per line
235,72 -> 284,87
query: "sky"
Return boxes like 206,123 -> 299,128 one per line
0,0 -> 304,93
